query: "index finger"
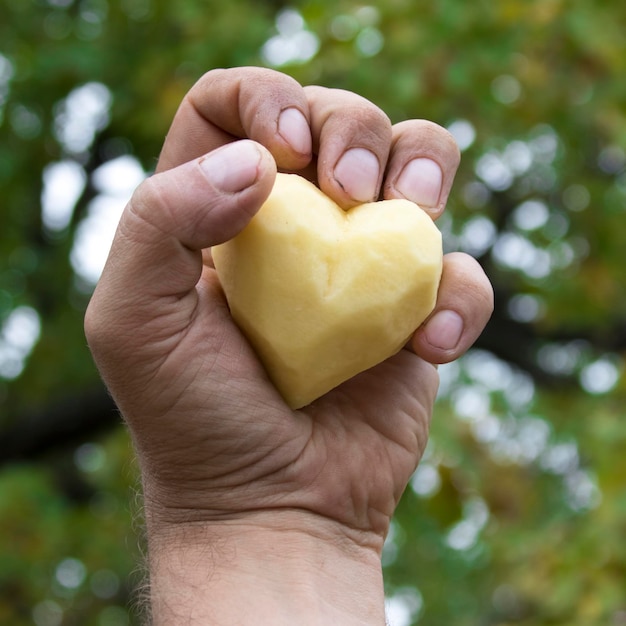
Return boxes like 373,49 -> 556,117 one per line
156,67 -> 313,173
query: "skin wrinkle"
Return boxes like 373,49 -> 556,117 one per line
182,100 -> 234,161
120,191 -> 204,301
325,118 -> 389,176
292,418 -> 405,535
122,192 -> 175,248
228,73 -> 247,138
189,69 -> 245,138
148,461 -> 297,511
141,386 -> 311,520
205,426 -> 305,489
148,415 -> 290,492
146,510 -> 386,585
144,165 -> 209,245
332,115 -> 391,152
145,483 -> 391,555
102,297 -> 204,413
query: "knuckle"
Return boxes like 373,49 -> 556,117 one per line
394,119 -> 461,165
120,176 -> 176,246
444,252 -> 494,316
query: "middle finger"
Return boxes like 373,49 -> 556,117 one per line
304,85 -> 393,208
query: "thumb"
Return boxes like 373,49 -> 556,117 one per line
85,140 -> 284,459
85,140 -> 276,360
102,139 -> 276,301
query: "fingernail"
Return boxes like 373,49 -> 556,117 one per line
395,158 -> 443,210
424,310 -> 463,351
278,108 -> 312,156
334,148 -> 380,203
199,141 -> 262,193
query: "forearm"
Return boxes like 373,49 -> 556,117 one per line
144,510 -> 387,626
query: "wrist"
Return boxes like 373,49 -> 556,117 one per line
145,509 -> 387,626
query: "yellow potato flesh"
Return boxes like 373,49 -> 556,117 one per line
212,173 -> 443,409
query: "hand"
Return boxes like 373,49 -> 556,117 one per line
85,67 -> 493,625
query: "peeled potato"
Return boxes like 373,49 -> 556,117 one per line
212,173 -> 442,409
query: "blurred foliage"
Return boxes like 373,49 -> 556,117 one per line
0,0 -> 625,624
0,429 -> 140,626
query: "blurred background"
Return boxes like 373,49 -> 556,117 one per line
1,0 -> 625,624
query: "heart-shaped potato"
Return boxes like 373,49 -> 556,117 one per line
212,173 -> 442,409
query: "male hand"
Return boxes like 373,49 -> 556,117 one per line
85,67 -> 493,625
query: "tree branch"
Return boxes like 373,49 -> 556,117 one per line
0,386 -> 119,465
